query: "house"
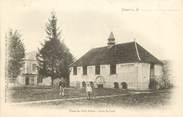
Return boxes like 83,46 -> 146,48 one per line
17,51 -> 38,85
69,32 -> 163,90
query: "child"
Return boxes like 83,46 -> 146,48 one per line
59,81 -> 65,96
86,83 -> 92,100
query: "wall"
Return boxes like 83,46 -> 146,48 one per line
17,76 -> 25,85
70,62 -> 151,90
154,64 -> 163,77
23,60 -> 38,74
137,63 -> 150,90
38,77 -> 52,86
17,60 -> 38,85
115,63 -> 138,89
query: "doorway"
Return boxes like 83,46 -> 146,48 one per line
25,77 -> 29,85
95,75 -> 105,88
97,84 -> 103,88
150,64 -> 155,78
114,82 -> 119,89
121,82 -> 127,89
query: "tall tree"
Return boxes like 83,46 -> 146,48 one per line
7,29 -> 25,82
37,12 -> 73,86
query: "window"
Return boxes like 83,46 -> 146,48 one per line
32,64 -> 37,72
95,65 -> 100,75
83,66 -> 87,75
88,66 -> 93,74
73,66 -> 77,75
110,64 -> 116,74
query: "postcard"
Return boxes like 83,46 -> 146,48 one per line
1,0 -> 183,117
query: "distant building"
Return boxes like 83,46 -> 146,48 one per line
70,32 -> 163,90
17,51 -> 38,85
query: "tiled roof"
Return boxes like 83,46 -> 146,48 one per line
71,42 -> 162,66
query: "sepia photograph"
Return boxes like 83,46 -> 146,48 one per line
1,0 -> 183,117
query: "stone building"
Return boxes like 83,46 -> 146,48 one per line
17,51 -> 38,85
69,32 -> 163,90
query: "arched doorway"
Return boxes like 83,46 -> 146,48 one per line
82,81 -> 86,88
121,82 -> 127,89
114,82 -> 119,89
95,76 -> 105,88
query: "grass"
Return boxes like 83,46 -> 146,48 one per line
7,86 -> 130,102
6,86 -> 172,108
30,90 -> 171,108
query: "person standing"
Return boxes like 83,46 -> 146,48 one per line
86,83 -> 92,100
59,80 -> 65,96
90,82 -> 96,99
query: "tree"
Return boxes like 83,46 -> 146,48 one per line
37,12 -> 73,86
161,60 -> 173,89
7,29 -> 25,83
149,60 -> 173,90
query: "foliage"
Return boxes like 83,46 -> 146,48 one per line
7,29 -> 25,81
37,12 -> 73,86
159,60 -> 173,89
149,60 -> 173,90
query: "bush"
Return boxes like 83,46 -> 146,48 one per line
160,60 -> 173,89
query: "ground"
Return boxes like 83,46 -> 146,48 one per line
6,86 -> 172,108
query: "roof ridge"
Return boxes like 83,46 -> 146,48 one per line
92,41 -> 135,49
134,41 -> 141,61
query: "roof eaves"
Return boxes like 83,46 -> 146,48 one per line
134,41 -> 141,61
69,48 -> 97,67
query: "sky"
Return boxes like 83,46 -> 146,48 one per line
1,0 -> 183,61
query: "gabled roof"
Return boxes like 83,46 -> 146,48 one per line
71,42 -> 162,66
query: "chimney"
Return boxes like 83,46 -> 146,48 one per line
107,32 -> 115,46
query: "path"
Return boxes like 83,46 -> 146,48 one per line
7,91 -> 147,105
7,89 -> 169,105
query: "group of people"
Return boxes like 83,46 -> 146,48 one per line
58,80 -> 94,100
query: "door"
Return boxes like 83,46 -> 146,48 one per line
25,77 -> 29,85
97,84 -> 103,88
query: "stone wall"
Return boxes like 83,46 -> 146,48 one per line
137,63 -> 150,90
70,63 -> 153,90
